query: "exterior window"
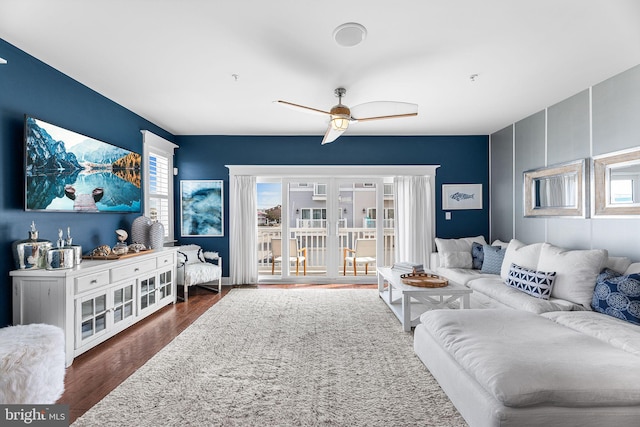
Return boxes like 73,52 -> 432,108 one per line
314,183 -> 327,196
299,208 -> 327,227
143,131 -> 177,243
385,208 -> 394,220
611,179 -> 634,204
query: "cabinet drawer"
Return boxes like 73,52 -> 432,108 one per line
110,259 -> 156,282
156,252 -> 175,268
75,271 -> 110,294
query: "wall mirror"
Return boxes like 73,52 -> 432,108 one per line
593,147 -> 640,216
523,159 -> 587,217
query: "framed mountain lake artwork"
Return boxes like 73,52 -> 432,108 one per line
24,116 -> 141,213
442,184 -> 483,210
180,180 -> 224,237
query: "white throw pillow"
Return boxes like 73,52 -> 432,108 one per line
537,243 -> 608,308
500,239 -> 544,280
491,239 -> 510,249
434,235 -> 486,268
624,262 -> 640,275
605,256 -> 632,274
178,245 -> 203,265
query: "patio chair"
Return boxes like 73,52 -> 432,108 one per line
271,238 -> 307,275
343,239 -> 376,276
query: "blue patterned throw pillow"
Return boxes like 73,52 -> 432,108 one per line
506,263 -> 556,300
480,245 -> 506,274
471,242 -> 484,270
591,268 -> 640,325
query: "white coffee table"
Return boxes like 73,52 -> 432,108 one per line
377,267 -> 472,331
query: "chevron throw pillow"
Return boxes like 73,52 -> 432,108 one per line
506,263 -> 556,300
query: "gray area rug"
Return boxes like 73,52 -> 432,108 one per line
73,289 -> 466,426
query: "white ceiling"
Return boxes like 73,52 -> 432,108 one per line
1,0 -> 639,138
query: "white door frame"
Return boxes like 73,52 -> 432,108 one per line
227,165 -> 440,284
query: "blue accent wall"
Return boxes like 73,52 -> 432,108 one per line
173,135 -> 490,277
0,37 -> 489,327
0,39 -> 174,327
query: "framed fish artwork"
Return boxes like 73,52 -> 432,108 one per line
442,184 -> 483,210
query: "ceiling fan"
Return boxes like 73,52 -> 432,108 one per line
276,87 -> 418,144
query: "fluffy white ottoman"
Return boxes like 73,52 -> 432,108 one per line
0,323 -> 66,404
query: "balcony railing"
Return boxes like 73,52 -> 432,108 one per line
295,219 -> 347,228
362,218 -> 394,228
258,226 -> 395,276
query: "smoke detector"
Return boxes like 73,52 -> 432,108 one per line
333,23 -> 367,47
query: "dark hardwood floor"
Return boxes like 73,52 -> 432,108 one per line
59,283 -> 376,423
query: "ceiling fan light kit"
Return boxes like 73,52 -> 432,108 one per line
333,22 -> 367,47
331,117 -> 350,131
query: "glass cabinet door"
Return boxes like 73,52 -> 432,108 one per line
112,282 -> 135,325
158,268 -> 173,303
139,274 -> 157,313
78,291 -> 109,345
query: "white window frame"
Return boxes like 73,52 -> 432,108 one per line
142,130 -> 178,244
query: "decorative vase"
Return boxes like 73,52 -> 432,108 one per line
46,248 -> 75,270
131,216 -> 152,247
149,221 -> 165,250
12,221 -> 52,269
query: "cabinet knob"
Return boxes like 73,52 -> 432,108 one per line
134,268 -> 139,272
91,279 -> 97,284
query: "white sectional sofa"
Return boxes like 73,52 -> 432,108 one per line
414,237 -> 640,427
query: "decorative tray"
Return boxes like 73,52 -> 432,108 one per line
400,273 -> 448,288
82,249 -> 154,261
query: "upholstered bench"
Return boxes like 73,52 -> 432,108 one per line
0,323 -> 66,404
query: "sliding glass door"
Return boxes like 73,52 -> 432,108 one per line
258,176 -> 389,282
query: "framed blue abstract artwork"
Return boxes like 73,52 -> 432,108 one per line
180,180 -> 224,237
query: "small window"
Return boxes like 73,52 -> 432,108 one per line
143,131 -> 177,243
314,183 -> 327,196
611,179 -> 634,204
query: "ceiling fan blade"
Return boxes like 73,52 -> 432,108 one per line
274,100 -> 331,116
321,123 -> 346,145
350,101 -> 418,122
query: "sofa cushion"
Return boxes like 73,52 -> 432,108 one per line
625,262 -> 640,275
505,263 -> 556,300
542,311 -> 640,357
435,267 -> 499,286
500,239 -> 544,281
480,245 -> 506,274
471,242 -> 484,269
419,309 -> 640,408
435,236 -> 486,268
537,243 -> 607,308
468,277 -> 581,313
491,239 -> 510,249
591,269 -> 640,326
606,256 -> 633,274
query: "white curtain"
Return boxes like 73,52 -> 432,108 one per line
394,175 -> 433,268
230,175 -> 258,284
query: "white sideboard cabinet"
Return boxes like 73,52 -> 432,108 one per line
11,248 -> 177,366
